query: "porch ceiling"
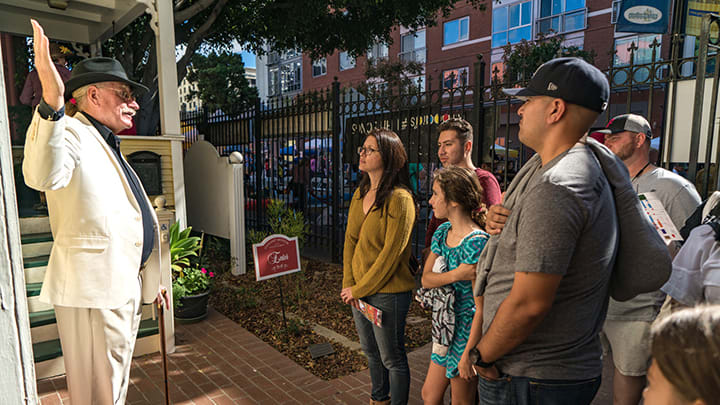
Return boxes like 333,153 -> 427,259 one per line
0,0 -> 146,44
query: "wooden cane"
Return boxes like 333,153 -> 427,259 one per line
158,292 -> 170,405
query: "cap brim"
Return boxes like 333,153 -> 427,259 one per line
502,87 -> 542,99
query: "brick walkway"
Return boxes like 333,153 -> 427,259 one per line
37,308 -> 614,404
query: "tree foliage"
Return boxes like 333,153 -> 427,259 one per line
497,32 -> 596,86
356,59 -> 425,97
100,0 -> 488,135
186,52 -> 258,113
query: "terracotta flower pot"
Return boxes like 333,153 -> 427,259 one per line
174,290 -> 210,323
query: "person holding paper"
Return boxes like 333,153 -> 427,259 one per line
601,113 -> 701,405
341,128 -> 416,405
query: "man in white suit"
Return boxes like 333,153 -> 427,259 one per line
23,20 -> 167,404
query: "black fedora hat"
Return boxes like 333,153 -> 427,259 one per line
64,57 -> 149,101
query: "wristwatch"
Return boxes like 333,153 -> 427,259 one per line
468,347 -> 495,368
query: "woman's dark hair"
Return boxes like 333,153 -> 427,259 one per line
432,166 -> 486,228
358,128 -> 414,213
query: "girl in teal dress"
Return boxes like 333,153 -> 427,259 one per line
421,166 -> 489,405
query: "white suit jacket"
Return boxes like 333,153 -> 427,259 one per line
23,111 -> 161,309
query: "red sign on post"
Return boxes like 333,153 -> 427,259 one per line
252,234 -> 302,281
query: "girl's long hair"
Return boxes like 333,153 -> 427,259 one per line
432,166 -> 486,229
357,128 -> 414,214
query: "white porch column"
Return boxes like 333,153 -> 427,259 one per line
148,0 -> 187,229
0,39 -> 38,404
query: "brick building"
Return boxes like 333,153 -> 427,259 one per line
258,0 -> 676,100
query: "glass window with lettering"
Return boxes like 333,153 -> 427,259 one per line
339,51 -> 356,71
492,2 -> 532,48
444,16 -> 470,46
443,67 -> 469,89
537,0 -> 586,35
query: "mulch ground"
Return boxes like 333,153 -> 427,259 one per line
205,238 -> 431,380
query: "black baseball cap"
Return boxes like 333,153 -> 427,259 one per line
503,57 -> 610,113
595,114 -> 652,139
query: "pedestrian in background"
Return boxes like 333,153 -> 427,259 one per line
601,113 -> 701,405
341,128 -> 416,405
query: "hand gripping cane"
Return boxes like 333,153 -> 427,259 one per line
158,289 -> 170,405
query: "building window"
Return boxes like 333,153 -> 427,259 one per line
492,1 -> 532,48
312,58 -> 327,77
491,62 -> 505,82
410,75 -> 425,91
612,34 -> 662,84
400,30 -> 426,63
268,67 -> 279,96
611,0 -> 622,24
280,60 -> 302,93
444,16 -> 470,46
537,0 -> 586,35
339,51 -> 356,71
443,67 -> 469,89
367,43 -> 389,63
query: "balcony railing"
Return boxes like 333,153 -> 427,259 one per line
399,48 -> 426,64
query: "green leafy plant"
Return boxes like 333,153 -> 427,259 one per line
172,265 -> 215,306
169,221 -> 201,273
266,199 -> 309,247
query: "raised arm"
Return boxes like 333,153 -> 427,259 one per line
30,19 -> 64,110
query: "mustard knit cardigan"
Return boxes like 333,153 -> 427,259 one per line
342,187 -> 416,298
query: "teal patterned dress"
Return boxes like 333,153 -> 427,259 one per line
429,221 -> 488,378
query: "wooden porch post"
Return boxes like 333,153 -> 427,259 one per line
152,0 -> 187,230
0,38 -> 39,405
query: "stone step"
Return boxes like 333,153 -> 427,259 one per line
34,319 -> 160,380
19,216 -> 51,235
30,305 -> 158,342
21,233 -> 53,259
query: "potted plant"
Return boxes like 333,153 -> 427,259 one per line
169,221 -> 214,322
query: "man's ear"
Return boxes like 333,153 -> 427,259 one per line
464,139 -> 473,155
547,98 -> 566,124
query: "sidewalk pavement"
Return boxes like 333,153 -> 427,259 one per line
37,308 -> 614,404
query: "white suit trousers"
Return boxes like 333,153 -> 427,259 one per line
54,276 -> 142,405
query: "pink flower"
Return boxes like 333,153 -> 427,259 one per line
201,268 -> 207,274
209,272 -> 215,278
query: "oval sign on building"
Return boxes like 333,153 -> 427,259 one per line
624,5 -> 663,24
253,234 -> 302,281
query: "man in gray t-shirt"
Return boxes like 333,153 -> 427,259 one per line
601,113 -> 700,405
462,58 -> 617,405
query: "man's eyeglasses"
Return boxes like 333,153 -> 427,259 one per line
96,85 -> 136,103
357,146 -> 379,156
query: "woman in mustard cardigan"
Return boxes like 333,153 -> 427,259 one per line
341,128 -> 417,405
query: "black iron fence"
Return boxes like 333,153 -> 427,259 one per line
182,44 -> 717,262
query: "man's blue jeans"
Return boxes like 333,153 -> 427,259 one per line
352,292 -> 411,405
477,371 -> 601,405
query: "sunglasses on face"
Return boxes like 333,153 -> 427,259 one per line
96,85 -> 136,103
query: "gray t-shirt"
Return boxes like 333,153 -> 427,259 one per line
607,167 -> 701,321
482,144 -> 618,380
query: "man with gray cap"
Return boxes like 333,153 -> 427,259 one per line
600,113 -> 700,405
23,20 -> 167,404
458,57 -> 669,405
